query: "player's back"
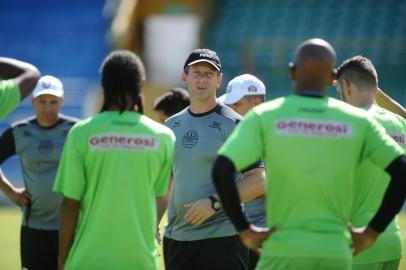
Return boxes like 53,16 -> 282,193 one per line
56,111 -> 175,269
247,94 -> 396,259
352,105 -> 406,265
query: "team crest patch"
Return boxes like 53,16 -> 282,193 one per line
182,129 -> 199,148
276,119 -> 352,138
89,133 -> 159,151
38,139 -> 54,154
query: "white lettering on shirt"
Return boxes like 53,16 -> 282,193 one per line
89,133 -> 159,151
276,119 -> 352,138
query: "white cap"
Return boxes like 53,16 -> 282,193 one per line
32,75 -> 64,98
220,74 -> 266,105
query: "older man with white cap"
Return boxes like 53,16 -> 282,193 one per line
219,74 -> 266,116
0,75 -> 78,270
219,73 -> 267,270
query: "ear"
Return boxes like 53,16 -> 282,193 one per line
31,96 -> 35,105
330,69 -> 337,85
181,71 -> 187,83
216,72 -> 223,89
344,79 -> 353,95
289,62 -> 296,81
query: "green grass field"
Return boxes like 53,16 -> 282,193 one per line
1,207 -> 406,270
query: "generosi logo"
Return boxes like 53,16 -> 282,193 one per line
276,119 -> 352,138
89,133 -> 159,151
390,132 -> 405,146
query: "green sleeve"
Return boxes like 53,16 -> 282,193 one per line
154,132 -> 175,196
362,114 -> 404,169
53,125 -> 86,200
218,110 -> 263,171
0,80 -> 21,120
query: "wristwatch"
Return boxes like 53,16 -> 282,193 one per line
208,195 -> 222,212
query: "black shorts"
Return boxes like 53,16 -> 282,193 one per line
20,226 -> 58,270
163,235 -> 248,270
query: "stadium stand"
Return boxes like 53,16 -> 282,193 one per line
207,0 -> 406,103
0,0 -> 110,204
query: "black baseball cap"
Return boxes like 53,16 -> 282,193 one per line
183,48 -> 222,72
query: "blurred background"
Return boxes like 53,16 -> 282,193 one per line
0,0 -> 405,267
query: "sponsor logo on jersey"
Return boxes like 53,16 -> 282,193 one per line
89,133 -> 159,151
38,139 -> 54,154
173,120 -> 181,127
23,130 -> 32,137
209,121 -> 222,129
276,119 -> 352,138
389,132 -> 405,146
182,129 -> 199,148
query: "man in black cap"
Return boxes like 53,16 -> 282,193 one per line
162,49 -> 265,270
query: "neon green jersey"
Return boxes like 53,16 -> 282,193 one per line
54,111 -> 175,270
0,80 -> 20,120
218,95 -> 404,263
352,104 -> 406,264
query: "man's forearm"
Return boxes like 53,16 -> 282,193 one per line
59,197 -> 80,268
0,169 -> 16,198
237,168 -> 265,202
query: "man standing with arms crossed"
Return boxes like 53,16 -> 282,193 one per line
219,73 -> 267,270
163,49 -> 265,270
0,57 -> 40,120
336,55 -> 406,270
54,51 -> 175,270
212,38 -> 406,270
0,75 -> 77,269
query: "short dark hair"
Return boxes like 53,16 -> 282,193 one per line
100,50 -> 146,113
153,88 -> 190,117
336,55 -> 378,90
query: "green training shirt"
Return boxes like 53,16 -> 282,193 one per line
218,95 -> 404,263
54,111 -> 175,270
352,104 -> 406,264
0,80 -> 20,120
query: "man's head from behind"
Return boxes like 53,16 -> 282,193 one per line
153,88 -> 190,123
31,75 -> 64,127
335,55 -> 378,107
100,50 -> 146,113
289,38 -> 336,94
219,74 -> 266,116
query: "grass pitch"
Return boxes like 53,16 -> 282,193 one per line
1,207 -> 406,269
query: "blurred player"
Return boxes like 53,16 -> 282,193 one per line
336,55 -> 406,270
219,73 -> 267,270
54,51 -> 175,270
163,49 -> 265,270
212,38 -> 406,270
219,74 -> 266,116
153,87 -> 190,123
0,75 -> 77,269
0,57 -> 40,120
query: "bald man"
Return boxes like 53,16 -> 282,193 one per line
212,38 -> 406,270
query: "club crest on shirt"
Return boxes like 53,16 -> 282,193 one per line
38,139 -> 54,154
182,129 -> 199,148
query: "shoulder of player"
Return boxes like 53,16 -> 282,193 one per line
139,115 -> 176,140
58,114 -> 81,126
10,115 -> 36,129
213,103 -> 242,125
165,107 -> 189,126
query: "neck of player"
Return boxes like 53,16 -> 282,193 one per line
189,97 -> 218,114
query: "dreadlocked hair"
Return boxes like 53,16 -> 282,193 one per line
100,50 -> 146,113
